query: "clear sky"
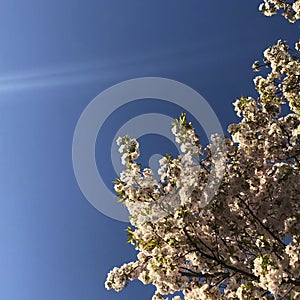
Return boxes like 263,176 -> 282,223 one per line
0,1 -> 298,299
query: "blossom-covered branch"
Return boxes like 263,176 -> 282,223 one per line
259,0 -> 300,23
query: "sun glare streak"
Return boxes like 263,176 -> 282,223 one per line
0,41 -> 218,92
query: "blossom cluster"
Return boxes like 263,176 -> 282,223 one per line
259,0 -> 300,23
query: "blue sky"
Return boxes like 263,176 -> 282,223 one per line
0,1 -> 298,299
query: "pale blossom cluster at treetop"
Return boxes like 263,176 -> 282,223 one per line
105,3 -> 300,300
259,0 -> 300,22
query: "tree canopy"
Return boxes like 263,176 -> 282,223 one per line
105,2 -> 300,299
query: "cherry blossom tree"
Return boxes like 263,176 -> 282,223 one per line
105,3 -> 300,299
